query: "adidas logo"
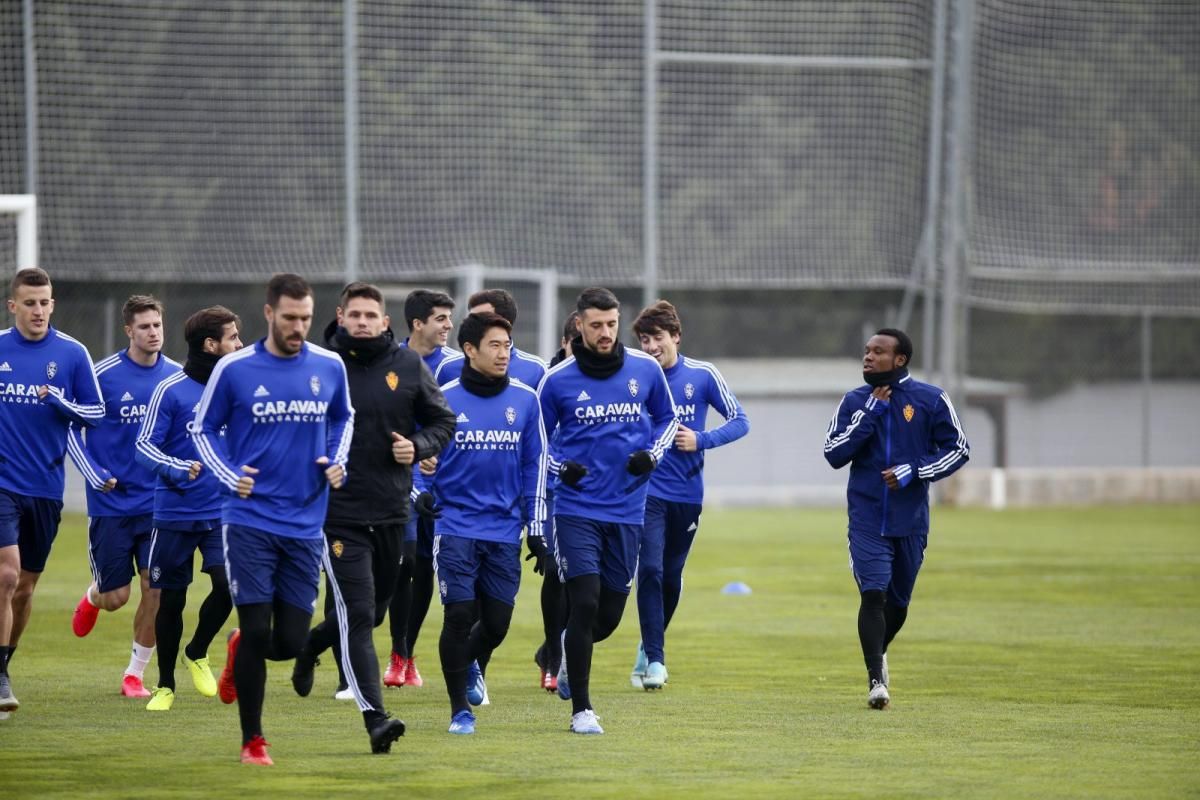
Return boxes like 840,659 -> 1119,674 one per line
120,391 -> 134,402
0,362 -> 10,372
687,522 -> 698,532
253,385 -> 270,397
576,390 -> 591,402
456,412 -> 470,423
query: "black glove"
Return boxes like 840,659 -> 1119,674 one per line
626,450 -> 656,476
414,491 -> 442,521
401,538 -> 417,565
559,460 -> 588,489
525,533 -> 549,575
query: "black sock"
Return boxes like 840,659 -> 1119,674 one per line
565,575 -> 601,715
883,601 -> 908,652
156,588 -> 188,691
185,570 -> 233,661
0,645 -> 12,675
858,590 -> 887,686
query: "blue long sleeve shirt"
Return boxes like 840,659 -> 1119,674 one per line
432,379 -> 547,543
402,340 -> 460,494
0,326 -> 104,501
134,370 -> 223,522
192,340 -> 354,539
824,373 -> 970,537
67,349 -> 181,517
648,355 -> 750,505
537,349 -> 678,524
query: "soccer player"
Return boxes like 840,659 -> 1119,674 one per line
134,306 -> 243,711
630,300 -> 749,690
384,288 -> 459,690
290,282 -> 455,740
0,268 -> 104,715
68,295 -> 180,698
433,311 -> 548,735
434,288 -> 547,388
193,273 -> 359,765
823,328 -> 970,709
537,287 -> 678,734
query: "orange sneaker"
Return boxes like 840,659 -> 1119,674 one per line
218,629 -> 240,705
404,656 -> 423,688
121,674 -> 151,698
72,592 -> 100,637
383,652 -> 405,688
240,735 -> 273,766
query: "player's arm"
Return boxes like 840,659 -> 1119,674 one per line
42,351 -> 105,427
409,360 -> 457,461
688,368 -> 750,451
537,376 -> 579,485
519,396 -> 549,530
134,385 -> 196,483
192,362 -> 245,493
823,389 -> 886,469
318,361 -> 355,489
910,391 -> 970,484
65,423 -> 115,491
433,353 -> 462,387
643,367 -> 680,467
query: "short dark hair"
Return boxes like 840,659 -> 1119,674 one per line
403,289 -> 455,332
576,287 -> 619,314
457,311 -> 512,351
561,310 -> 581,343
875,327 -> 914,365
632,300 -> 682,338
122,294 -> 164,326
266,273 -> 313,308
185,305 -> 240,350
10,267 -> 50,299
467,288 -> 518,325
339,281 -> 385,310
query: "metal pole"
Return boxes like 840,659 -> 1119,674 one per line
537,269 -> 558,362
1141,309 -> 1152,467
923,0 -> 949,374
343,0 -> 359,284
641,0 -> 659,308
23,0 -> 38,197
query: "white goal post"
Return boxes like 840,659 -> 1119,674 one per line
0,194 -> 38,270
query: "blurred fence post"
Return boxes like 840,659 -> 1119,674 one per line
23,0 -> 38,197
343,0 -> 359,285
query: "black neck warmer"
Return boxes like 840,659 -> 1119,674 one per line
328,323 -> 393,363
184,350 -> 221,385
864,365 -> 909,388
571,335 -> 625,379
460,362 -> 509,397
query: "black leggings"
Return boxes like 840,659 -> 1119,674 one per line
234,600 -> 312,743
563,575 -> 628,714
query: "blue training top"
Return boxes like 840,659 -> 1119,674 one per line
648,355 -> 750,505
193,340 -> 354,539
68,349 -> 182,517
0,326 -> 104,501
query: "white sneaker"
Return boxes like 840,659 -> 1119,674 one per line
630,642 -> 647,689
334,685 -> 354,701
868,679 -> 890,710
881,653 -> 889,687
570,708 -> 604,735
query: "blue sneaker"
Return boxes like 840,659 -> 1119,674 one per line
467,661 -> 487,706
556,631 -> 571,700
449,709 -> 476,735
642,661 -> 668,691
630,642 -> 648,689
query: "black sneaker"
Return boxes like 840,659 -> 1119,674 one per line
290,651 -> 319,698
368,715 -> 406,753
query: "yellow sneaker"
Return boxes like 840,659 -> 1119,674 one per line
183,654 -> 217,698
146,686 -> 175,711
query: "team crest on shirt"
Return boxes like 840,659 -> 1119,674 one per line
439,579 -> 448,598
310,375 -> 321,396
46,361 -> 57,380
332,540 -> 344,558
627,378 -> 639,398
903,404 -> 915,422
684,382 -> 695,400
151,567 -> 161,582
386,371 -> 399,391
505,406 -> 516,425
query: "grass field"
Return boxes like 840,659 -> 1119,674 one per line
1,505 -> 1197,799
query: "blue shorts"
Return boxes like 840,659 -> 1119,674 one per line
223,523 -> 324,612
148,519 -> 223,590
404,515 -> 436,560
0,489 -> 64,573
553,514 -> 641,594
433,534 -> 521,606
88,513 -> 154,592
847,529 -> 928,607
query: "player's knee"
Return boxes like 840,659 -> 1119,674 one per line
860,589 -> 887,610
638,561 -> 663,585
0,563 -> 18,595
159,587 -> 187,615
480,603 -> 513,646
442,601 -> 474,638
98,585 -> 132,611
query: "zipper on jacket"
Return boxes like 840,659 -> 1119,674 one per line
880,409 -> 891,536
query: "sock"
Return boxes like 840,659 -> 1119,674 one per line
125,641 -> 155,679
0,645 -> 12,675
858,590 -> 887,686
883,602 -> 909,651
86,584 -> 101,608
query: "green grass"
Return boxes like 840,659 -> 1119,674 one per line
2,505 -> 1198,799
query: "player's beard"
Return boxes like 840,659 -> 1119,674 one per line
271,323 -> 304,355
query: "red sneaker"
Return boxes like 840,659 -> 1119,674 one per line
218,629 -> 240,705
240,735 -> 273,766
72,592 -> 100,638
541,668 -> 558,693
121,674 -> 151,698
404,657 -> 423,688
383,652 -> 405,688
